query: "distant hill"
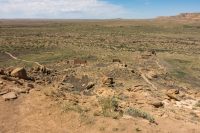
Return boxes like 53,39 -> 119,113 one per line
156,13 -> 200,22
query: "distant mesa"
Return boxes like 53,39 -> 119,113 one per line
156,13 -> 200,22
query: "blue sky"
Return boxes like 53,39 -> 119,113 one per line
107,0 -> 200,18
0,0 -> 199,19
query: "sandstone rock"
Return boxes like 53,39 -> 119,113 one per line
2,92 -> 17,100
151,101 -> 164,108
11,67 -> 28,80
166,89 -> 180,101
167,89 -> 179,95
86,82 -> 95,90
102,77 -> 114,87
166,93 -> 180,101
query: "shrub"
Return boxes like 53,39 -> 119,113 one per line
99,97 -> 122,119
125,107 -> 155,123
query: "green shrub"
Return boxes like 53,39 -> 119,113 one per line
125,107 -> 155,123
99,97 -> 122,119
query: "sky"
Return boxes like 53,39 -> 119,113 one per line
0,0 -> 199,19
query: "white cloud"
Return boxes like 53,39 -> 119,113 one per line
0,0 -> 128,18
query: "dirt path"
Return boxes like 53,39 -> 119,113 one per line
141,73 -> 157,90
5,52 -> 43,67
138,69 -> 158,90
155,59 -> 167,72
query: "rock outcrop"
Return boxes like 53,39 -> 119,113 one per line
11,67 -> 28,80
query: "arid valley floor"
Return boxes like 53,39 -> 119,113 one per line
0,14 -> 200,133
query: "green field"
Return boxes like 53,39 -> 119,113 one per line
0,19 -> 200,87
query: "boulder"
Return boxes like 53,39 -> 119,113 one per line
166,89 -> 180,101
151,101 -> 164,108
11,67 -> 28,80
2,92 -> 17,100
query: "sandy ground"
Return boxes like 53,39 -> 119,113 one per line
0,89 -> 199,133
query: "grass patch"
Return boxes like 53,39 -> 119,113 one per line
79,113 -> 95,125
62,101 -> 94,125
99,97 -> 122,119
163,56 -> 200,86
20,49 -> 76,64
125,107 -> 155,123
172,70 -> 187,78
62,102 -> 84,113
